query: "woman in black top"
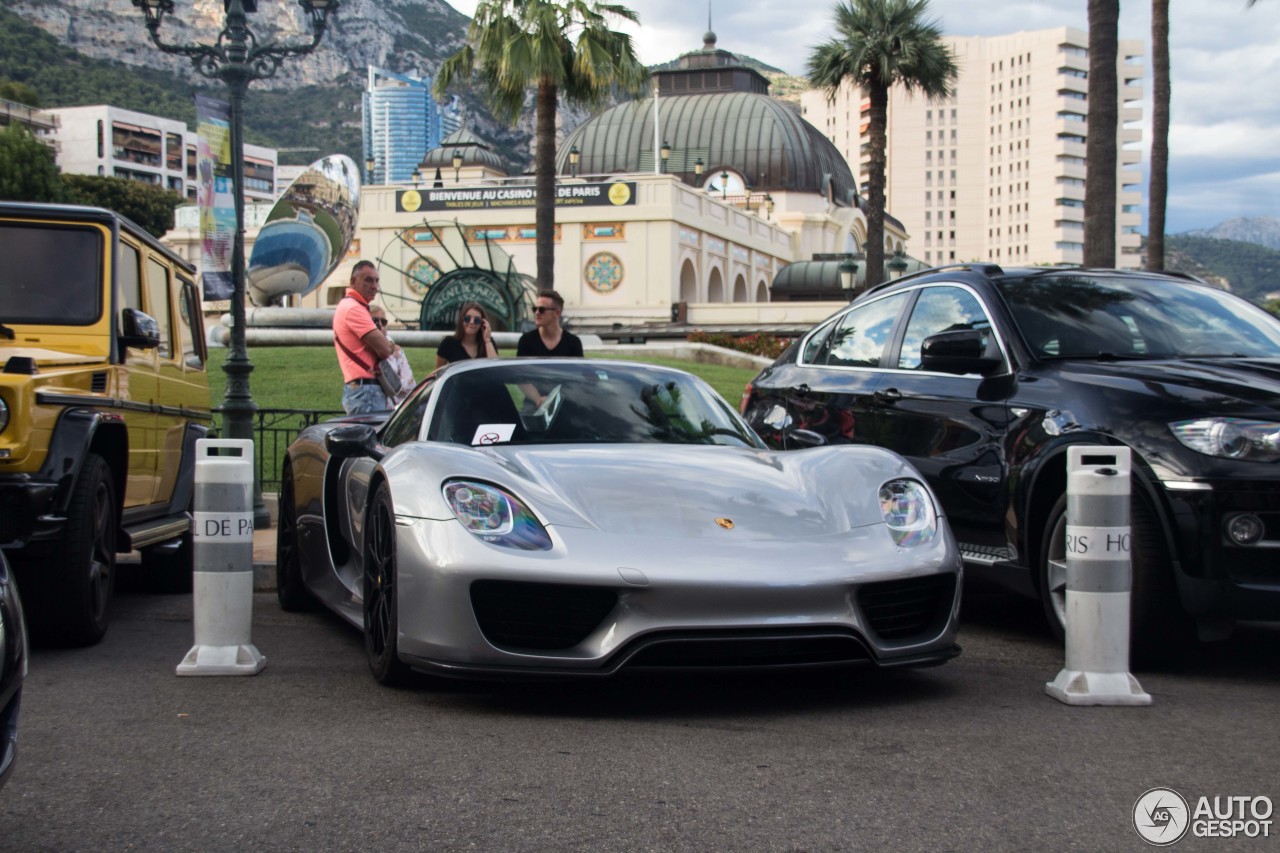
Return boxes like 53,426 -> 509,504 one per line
436,302 -> 499,368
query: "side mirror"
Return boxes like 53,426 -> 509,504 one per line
788,428 -> 828,449
119,308 -> 160,350
921,329 -> 1003,376
325,424 -> 384,461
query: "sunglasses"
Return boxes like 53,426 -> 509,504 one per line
463,316 -> 484,325
533,305 -> 557,315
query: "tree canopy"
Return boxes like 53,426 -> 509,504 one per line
436,0 -> 648,289
808,0 -> 956,287
0,123 -> 66,203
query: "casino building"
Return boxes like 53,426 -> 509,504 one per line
164,33 -> 912,331
351,31 -> 910,331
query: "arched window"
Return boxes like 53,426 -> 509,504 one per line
707,267 -> 725,303
679,259 -> 698,303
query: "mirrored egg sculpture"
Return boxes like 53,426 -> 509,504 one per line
248,154 -> 360,305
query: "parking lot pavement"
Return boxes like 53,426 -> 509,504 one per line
2,584 -> 1278,851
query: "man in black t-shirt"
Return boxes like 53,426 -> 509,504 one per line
517,290 -> 583,357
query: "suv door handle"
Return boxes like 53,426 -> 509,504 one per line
873,388 -> 902,404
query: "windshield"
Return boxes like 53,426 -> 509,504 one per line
998,274 -> 1280,359
426,362 -> 764,448
0,221 -> 104,325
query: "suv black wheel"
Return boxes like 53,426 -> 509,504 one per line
1039,491 -> 1194,666
276,467 -> 315,612
363,481 -> 410,686
24,453 -> 118,646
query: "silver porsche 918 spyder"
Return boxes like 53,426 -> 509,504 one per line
277,359 -> 962,684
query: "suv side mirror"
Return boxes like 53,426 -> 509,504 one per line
921,329 -> 1003,376
119,308 -> 160,350
325,424 -> 384,461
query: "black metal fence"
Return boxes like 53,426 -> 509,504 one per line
211,407 -> 344,494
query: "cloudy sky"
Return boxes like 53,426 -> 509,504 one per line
443,1 -> 1280,234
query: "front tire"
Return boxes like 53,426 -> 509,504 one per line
276,465 -> 315,612
23,453 -> 118,646
1039,491 -> 1194,665
363,481 -> 410,686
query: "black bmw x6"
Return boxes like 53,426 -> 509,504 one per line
742,265 -> 1280,659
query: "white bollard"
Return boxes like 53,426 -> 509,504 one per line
176,438 -> 266,676
1046,446 -> 1150,705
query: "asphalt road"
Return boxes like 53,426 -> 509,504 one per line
2,577 -> 1278,852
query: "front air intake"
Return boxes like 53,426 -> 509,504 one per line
470,580 -> 618,651
857,574 -> 956,642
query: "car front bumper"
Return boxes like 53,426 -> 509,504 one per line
391,516 -> 964,677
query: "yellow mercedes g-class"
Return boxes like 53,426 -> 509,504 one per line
0,202 -> 211,646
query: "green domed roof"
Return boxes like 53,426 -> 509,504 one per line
557,92 -> 856,204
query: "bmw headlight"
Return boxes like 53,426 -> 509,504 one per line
1170,418 -> 1280,462
879,479 -> 938,546
443,480 -> 552,550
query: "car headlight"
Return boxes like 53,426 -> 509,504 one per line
1170,418 -> 1280,462
443,480 -> 552,550
0,396 -> 9,434
878,479 -> 938,546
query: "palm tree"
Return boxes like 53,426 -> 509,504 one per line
1146,0 -> 1169,271
1084,0 -> 1119,268
808,0 -> 957,288
435,1 -> 648,291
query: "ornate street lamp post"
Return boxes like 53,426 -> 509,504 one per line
659,140 -> 671,174
568,145 -> 580,179
365,156 -> 375,184
131,0 -> 340,528
452,148 -> 463,184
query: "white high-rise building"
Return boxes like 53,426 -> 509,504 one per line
48,104 -> 279,204
800,26 -> 1144,268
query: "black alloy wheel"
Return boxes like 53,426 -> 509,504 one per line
24,453 -> 118,646
1039,490 -> 1194,666
363,481 -> 410,686
276,466 -> 315,612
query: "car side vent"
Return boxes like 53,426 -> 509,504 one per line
91,372 -> 108,393
857,574 -> 956,641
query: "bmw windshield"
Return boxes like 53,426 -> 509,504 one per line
997,274 -> 1280,359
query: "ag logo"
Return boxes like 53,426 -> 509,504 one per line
1134,787 -> 1190,846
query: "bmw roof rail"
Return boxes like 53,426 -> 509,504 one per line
860,262 -> 1006,297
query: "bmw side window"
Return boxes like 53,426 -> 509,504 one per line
800,317 -> 838,364
822,292 -> 909,368
898,286 -> 993,370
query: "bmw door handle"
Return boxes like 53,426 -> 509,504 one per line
873,388 -> 901,405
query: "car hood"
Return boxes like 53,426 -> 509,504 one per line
386,443 -> 924,540
1057,357 -> 1280,417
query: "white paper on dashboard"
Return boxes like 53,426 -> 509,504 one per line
471,423 -> 516,446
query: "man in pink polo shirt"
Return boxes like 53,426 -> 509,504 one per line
333,260 -> 395,414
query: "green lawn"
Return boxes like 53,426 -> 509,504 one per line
206,346 -> 758,413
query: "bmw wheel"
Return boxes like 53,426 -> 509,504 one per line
363,481 -> 410,686
1039,491 -> 1193,665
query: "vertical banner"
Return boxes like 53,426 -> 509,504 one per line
196,95 -> 235,301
